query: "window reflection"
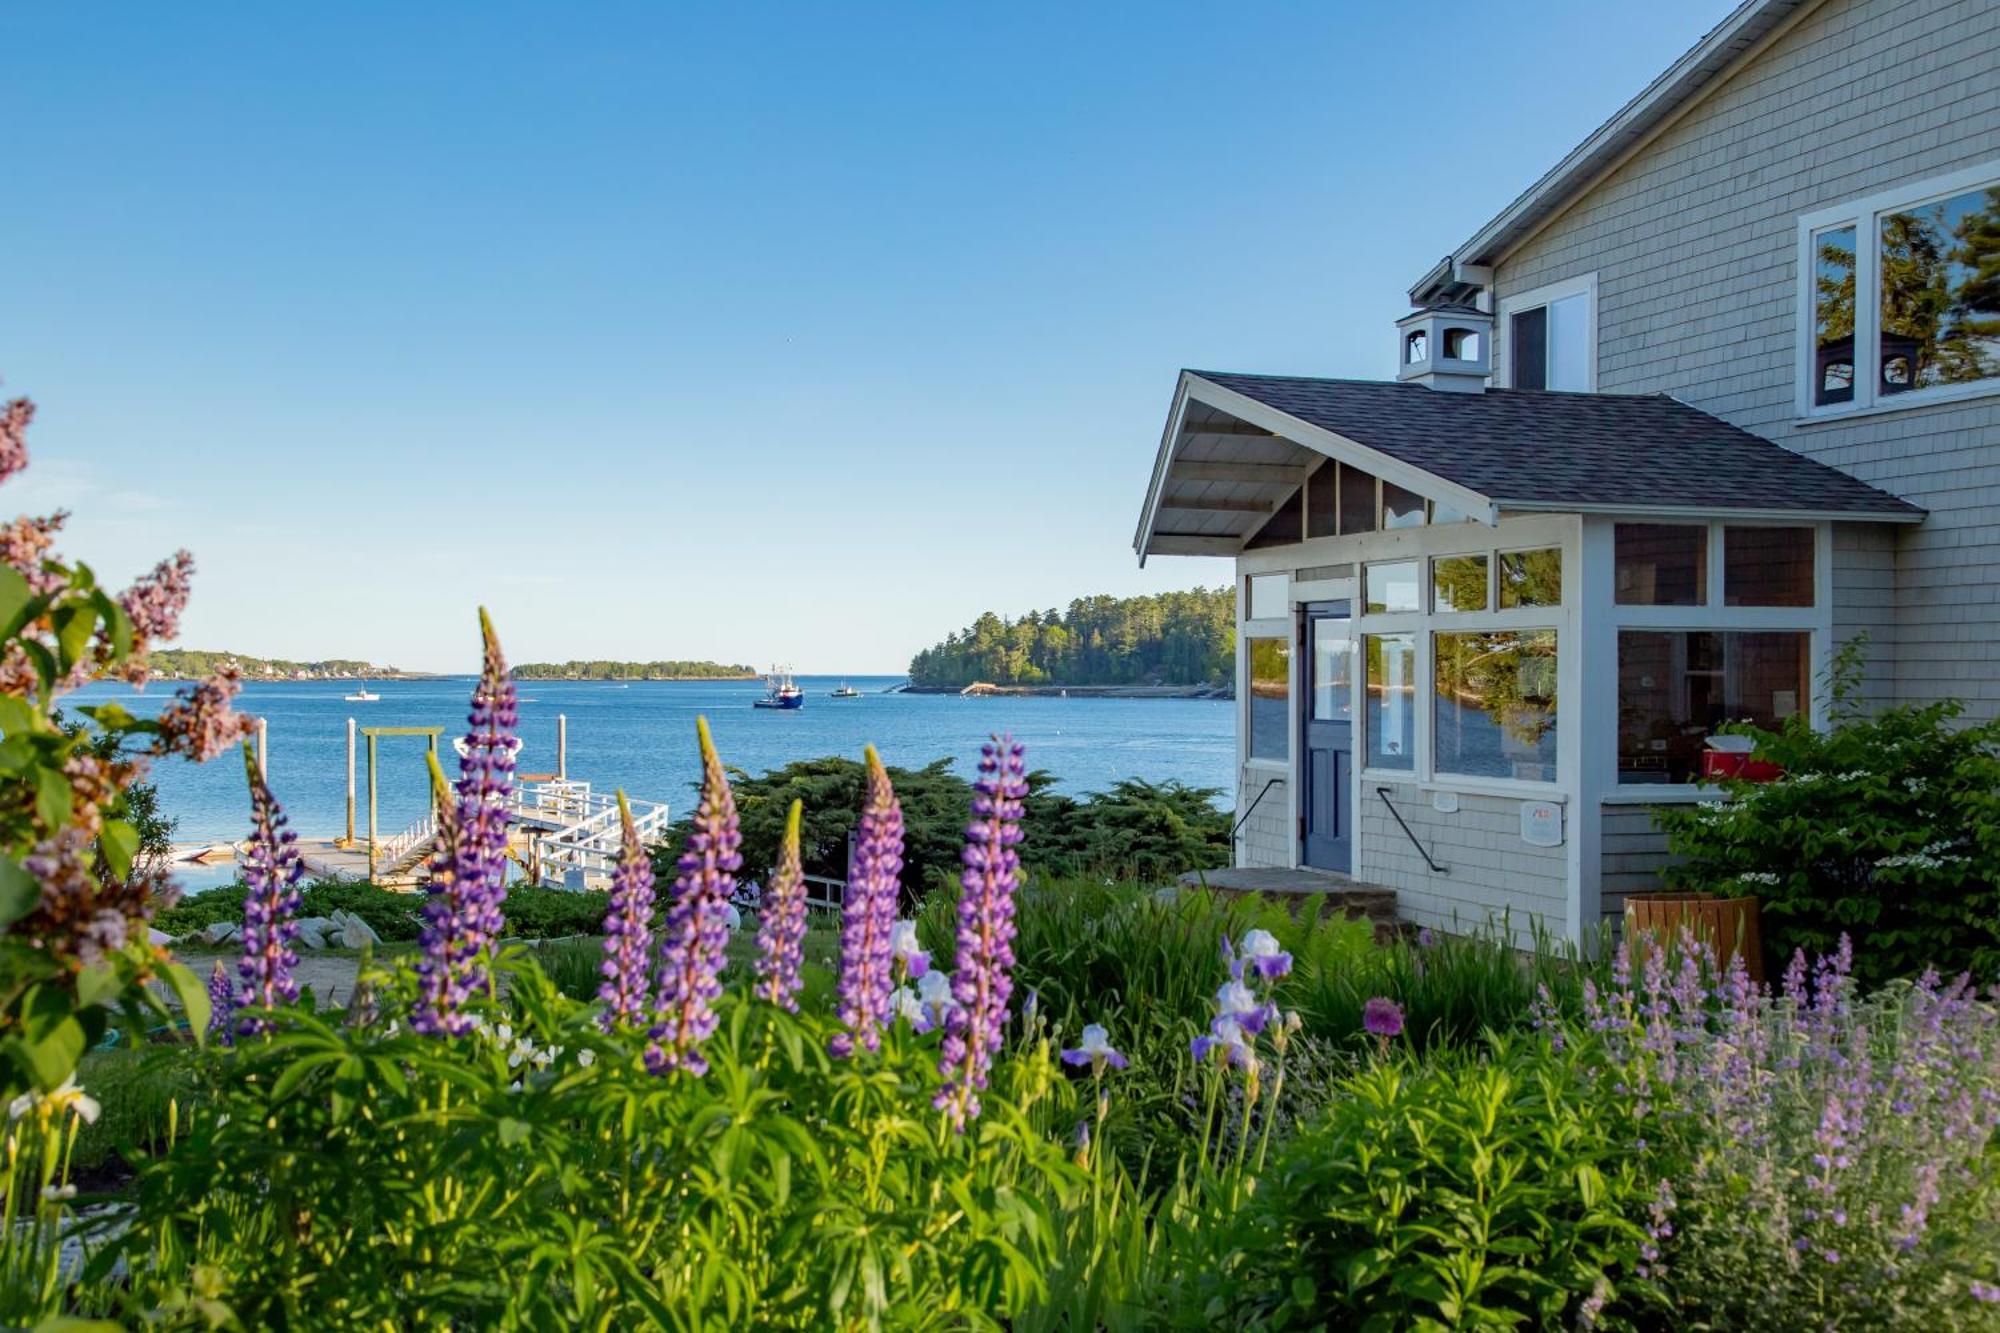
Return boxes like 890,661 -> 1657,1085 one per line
1879,185 -> 2000,393
1813,225 -> 1856,406
1499,548 -> 1562,608
1365,634 -> 1415,770
1247,637 -> 1289,762
1365,561 -> 1420,614
1432,554 -> 1489,612
1434,630 -> 1558,781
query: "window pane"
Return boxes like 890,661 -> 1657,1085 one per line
1247,637 -> 1290,762
1247,573 -> 1289,621
1311,616 -> 1352,723
1365,633 -> 1415,771
1547,292 -> 1590,391
1432,554 -> 1489,612
1246,486 -> 1303,549
1364,560 -> 1420,614
1813,225 -> 1856,406
1338,463 -> 1377,536
1615,523 -> 1707,606
1382,481 -> 1427,529
1616,630 -> 1809,784
1879,185 -> 2000,394
1725,526 -> 1814,606
1434,630 -> 1558,781
1430,500 -> 1476,524
1499,547 -> 1562,608
1510,306 -> 1547,390
1305,462 -> 1338,539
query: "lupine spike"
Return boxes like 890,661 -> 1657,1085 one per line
412,733 -> 475,1035
754,798 -> 808,1011
833,746 -> 902,1057
206,960 -> 235,1046
598,791 -> 658,1030
645,717 -> 739,1076
234,742 -> 306,1035
935,734 -> 1027,1129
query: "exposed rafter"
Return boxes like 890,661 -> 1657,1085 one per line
1170,461 -> 1311,486
1158,496 -> 1281,515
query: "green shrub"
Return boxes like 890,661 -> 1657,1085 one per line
155,877 -> 610,943
1190,1035 -> 1658,1328
1655,642 -> 2000,986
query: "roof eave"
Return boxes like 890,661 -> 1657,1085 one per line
1494,498 -> 1926,524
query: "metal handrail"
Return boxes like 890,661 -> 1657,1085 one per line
1374,786 -> 1448,875
1230,777 -> 1285,846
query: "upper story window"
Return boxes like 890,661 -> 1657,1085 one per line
1800,161 -> 2000,416
1499,274 -> 1596,391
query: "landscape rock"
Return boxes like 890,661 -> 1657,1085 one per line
201,921 -> 240,945
293,916 -> 336,950
330,909 -> 380,948
148,927 -> 173,946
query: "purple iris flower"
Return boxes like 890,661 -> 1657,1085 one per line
1060,1022 -> 1128,1075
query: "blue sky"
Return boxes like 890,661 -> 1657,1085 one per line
1,2 -> 1735,673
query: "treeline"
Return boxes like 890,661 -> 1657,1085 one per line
907,588 -> 1234,688
512,660 -> 758,680
148,649 -> 405,679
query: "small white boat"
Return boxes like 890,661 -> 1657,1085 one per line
344,687 -> 380,702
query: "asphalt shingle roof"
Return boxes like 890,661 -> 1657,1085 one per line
1190,371 -> 1923,519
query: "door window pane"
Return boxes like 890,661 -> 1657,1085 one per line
1616,631 -> 1809,784
1813,225 -> 1857,406
1382,481 -> 1427,529
1311,617 -> 1352,723
1246,573 -> 1288,621
1498,547 -> 1562,608
1725,527 -> 1814,606
1615,524 -> 1707,606
1306,462 -> 1338,539
1338,463 -> 1377,536
1364,561 -> 1420,614
1434,630 -> 1558,781
1247,637 -> 1290,762
1431,554 -> 1489,612
1879,185 -> 2000,394
1547,292 -> 1590,391
1364,634 -> 1416,771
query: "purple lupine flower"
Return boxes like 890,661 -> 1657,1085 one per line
596,793 -> 657,1031
752,798 -> 808,1011
1060,1022 -> 1128,1075
1362,996 -> 1404,1039
206,960 -> 235,1046
413,612 -> 518,1036
832,746 -> 903,1059
645,717 -> 739,1076
234,742 -> 305,1034
935,734 -> 1027,1130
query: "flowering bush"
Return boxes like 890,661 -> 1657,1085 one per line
1571,936 -> 2000,1328
1655,641 -> 2000,986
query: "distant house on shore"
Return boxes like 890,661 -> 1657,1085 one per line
1131,0 -> 1998,944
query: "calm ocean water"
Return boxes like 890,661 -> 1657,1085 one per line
73,676 -> 1233,852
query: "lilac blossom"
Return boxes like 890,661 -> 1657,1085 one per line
645,717 -> 739,1076
0,511 -> 67,596
119,550 -> 195,646
0,393 -> 31,486
234,743 -> 305,1034
752,798 -> 808,1012
831,746 -> 902,1059
934,734 -> 1027,1130
152,667 -> 254,762
596,793 -> 657,1031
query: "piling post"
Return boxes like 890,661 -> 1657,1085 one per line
367,732 -> 379,881
255,718 -> 268,777
343,718 -> 356,847
557,713 -> 568,781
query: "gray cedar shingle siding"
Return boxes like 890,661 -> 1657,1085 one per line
1359,782 -> 1568,949
1235,767 -> 1291,869
1189,372 -> 1919,518
1493,0 -> 2000,721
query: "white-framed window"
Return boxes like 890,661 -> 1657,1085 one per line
1498,273 -> 1596,392
1797,159 -> 2000,418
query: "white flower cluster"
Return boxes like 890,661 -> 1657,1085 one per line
1874,839 -> 1966,872
1736,871 -> 1780,886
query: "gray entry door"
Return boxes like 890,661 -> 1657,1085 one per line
1301,601 -> 1353,873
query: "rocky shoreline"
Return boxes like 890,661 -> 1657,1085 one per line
901,681 -> 1231,699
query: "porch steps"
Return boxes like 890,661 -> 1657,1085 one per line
1175,866 -> 1400,942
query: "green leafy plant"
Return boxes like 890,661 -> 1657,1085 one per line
1655,638 -> 2000,986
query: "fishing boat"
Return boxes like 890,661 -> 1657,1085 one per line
753,666 -> 804,710
829,682 -> 862,699
344,682 -> 380,702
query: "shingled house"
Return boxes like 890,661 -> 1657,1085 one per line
1132,0 -> 1997,942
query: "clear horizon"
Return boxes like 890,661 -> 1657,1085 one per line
2,2 -> 1735,673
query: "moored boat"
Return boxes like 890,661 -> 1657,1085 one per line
830,682 -> 861,698
753,666 -> 805,710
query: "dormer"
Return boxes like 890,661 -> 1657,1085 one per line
1395,303 -> 1493,393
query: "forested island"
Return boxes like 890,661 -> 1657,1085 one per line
906,588 -> 1233,693
511,660 -> 759,681
148,650 -> 418,680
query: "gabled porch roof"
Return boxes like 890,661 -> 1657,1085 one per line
1134,371 -> 1923,563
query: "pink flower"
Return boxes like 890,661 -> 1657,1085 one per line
120,550 -> 195,645
0,395 -> 32,486
153,667 -> 254,762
